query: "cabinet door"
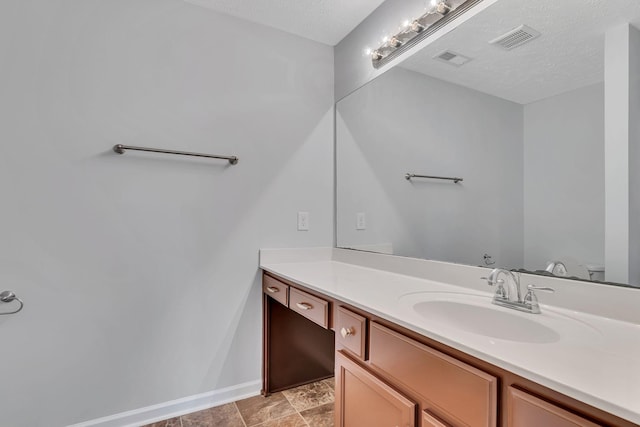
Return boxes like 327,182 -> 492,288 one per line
335,306 -> 367,360
508,387 -> 602,427
423,411 -> 451,427
369,322 -> 497,427
335,351 -> 416,427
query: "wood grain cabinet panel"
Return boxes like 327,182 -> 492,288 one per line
508,387 -> 603,427
423,411 -> 452,427
369,322 -> 497,427
335,351 -> 416,427
335,306 -> 367,360
262,274 -> 289,306
289,287 -> 329,329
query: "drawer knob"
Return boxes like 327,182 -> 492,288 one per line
296,302 -> 313,310
340,327 -> 355,338
266,286 -> 280,293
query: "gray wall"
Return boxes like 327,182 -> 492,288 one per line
0,1 -> 334,426
630,25 -> 640,286
523,83 -> 605,272
337,67 -> 524,268
605,23 -> 640,285
605,24 -> 632,283
337,68 -> 608,273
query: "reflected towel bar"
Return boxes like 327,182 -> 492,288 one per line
405,173 -> 463,183
113,144 -> 238,165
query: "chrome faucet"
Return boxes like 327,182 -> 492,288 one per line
483,268 -> 521,302
545,260 -> 568,276
482,268 -> 554,314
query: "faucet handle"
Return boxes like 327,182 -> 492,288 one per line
523,285 -> 555,314
482,276 -> 507,300
526,285 -> 555,293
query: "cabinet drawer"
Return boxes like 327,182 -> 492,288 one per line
336,306 -> 367,360
263,275 -> 289,306
507,387 -> 602,427
336,351 -> 416,427
289,287 -> 329,329
369,323 -> 497,427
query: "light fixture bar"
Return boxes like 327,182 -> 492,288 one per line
371,0 -> 485,69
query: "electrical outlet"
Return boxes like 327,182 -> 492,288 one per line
297,211 -> 309,231
356,212 -> 366,230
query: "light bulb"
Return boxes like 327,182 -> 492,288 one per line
431,0 -> 449,14
389,36 -> 402,47
411,20 -> 425,33
371,50 -> 383,61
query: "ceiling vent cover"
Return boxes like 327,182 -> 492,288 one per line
490,25 -> 541,50
433,50 -> 472,67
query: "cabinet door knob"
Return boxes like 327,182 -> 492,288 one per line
340,327 -> 355,338
296,302 -> 313,310
266,286 -> 279,293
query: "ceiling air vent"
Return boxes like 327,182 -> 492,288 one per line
433,50 -> 472,67
489,25 -> 541,50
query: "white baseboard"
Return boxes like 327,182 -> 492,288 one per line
68,380 -> 262,427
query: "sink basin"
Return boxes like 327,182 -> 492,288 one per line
413,299 -> 560,343
398,292 -> 599,344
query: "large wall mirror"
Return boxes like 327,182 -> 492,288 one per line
336,0 -> 640,287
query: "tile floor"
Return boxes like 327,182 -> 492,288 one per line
144,378 -> 335,427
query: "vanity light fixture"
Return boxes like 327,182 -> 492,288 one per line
370,0 -> 485,69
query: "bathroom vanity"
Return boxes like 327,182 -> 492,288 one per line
260,248 -> 640,427
258,1 -> 640,425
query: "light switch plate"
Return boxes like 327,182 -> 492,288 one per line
356,212 -> 366,230
298,211 -> 309,231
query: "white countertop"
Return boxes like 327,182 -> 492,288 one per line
260,249 -> 640,425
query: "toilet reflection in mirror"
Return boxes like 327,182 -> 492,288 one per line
543,259 -> 604,282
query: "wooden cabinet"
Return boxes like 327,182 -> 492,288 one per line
369,322 -> 497,427
507,387 -> 602,427
336,350 -> 416,427
289,287 -> 329,329
335,306 -> 367,360
262,273 -> 334,394
422,411 -> 451,427
263,274 -> 289,306
262,272 -> 639,427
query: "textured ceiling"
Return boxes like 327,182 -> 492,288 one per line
183,0 -> 387,46
400,0 -> 640,104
